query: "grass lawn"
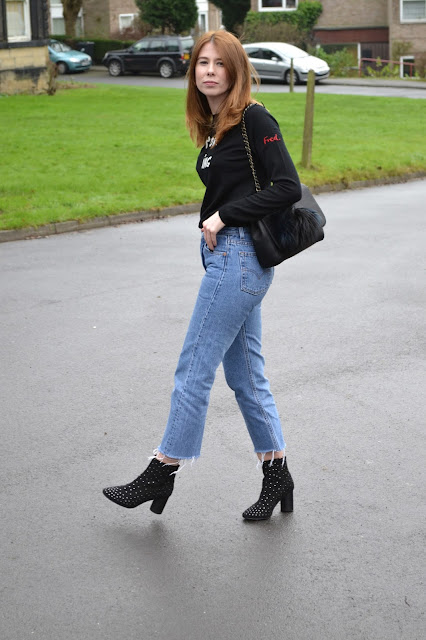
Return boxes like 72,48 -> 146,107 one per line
0,83 -> 425,231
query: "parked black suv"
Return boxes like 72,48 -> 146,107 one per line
103,35 -> 194,78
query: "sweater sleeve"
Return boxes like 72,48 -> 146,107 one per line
218,105 -> 301,226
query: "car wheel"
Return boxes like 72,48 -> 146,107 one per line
108,60 -> 123,77
159,61 -> 174,79
284,69 -> 300,85
56,61 -> 68,75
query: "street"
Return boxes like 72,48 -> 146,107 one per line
69,67 -> 426,99
1,180 -> 425,639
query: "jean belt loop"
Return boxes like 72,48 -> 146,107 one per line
239,227 -> 245,239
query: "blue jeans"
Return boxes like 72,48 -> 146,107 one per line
158,227 -> 285,460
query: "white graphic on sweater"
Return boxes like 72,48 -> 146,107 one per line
201,154 -> 212,169
205,136 -> 216,149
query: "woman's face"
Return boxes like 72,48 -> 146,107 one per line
195,41 -> 230,113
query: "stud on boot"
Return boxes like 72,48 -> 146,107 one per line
103,457 -> 179,513
242,457 -> 294,521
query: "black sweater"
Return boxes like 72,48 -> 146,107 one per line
196,103 -> 301,228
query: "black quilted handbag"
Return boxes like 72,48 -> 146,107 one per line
241,106 -> 326,268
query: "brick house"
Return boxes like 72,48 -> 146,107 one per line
250,0 -> 426,65
82,0 -> 139,38
313,1 -> 390,60
0,0 -> 50,93
50,0 -> 221,39
195,1 -> 221,34
388,0 -> 425,58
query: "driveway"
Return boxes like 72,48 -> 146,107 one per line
1,181 -> 425,639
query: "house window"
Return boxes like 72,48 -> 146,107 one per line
50,3 -> 83,36
119,14 -> 137,32
401,0 -> 426,20
51,17 -> 64,33
198,12 -> 207,32
6,0 -> 31,41
259,0 -> 297,10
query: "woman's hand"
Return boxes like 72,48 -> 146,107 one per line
202,212 -> 225,251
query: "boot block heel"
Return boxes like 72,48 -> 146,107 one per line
150,495 -> 169,514
281,490 -> 293,513
103,458 -> 178,510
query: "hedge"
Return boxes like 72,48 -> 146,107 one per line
244,1 -> 323,32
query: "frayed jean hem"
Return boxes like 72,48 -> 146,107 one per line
152,447 -> 199,471
255,448 -> 286,468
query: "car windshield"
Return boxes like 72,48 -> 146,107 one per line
273,44 -> 308,59
50,41 -> 72,53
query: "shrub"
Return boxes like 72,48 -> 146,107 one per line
415,53 -> 426,79
363,58 -> 400,79
296,0 -> 323,32
243,1 -> 322,47
392,40 -> 412,59
241,21 -> 304,47
312,46 -> 357,77
93,39 -> 136,64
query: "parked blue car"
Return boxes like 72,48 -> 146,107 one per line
48,39 -> 92,75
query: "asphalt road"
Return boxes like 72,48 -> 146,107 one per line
70,67 -> 426,99
1,181 -> 425,639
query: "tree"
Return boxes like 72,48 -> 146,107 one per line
137,0 -> 198,35
62,0 -> 82,38
212,0 -> 250,34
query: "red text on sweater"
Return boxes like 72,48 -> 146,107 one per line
263,133 -> 281,145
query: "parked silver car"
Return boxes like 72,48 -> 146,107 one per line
243,42 -> 330,84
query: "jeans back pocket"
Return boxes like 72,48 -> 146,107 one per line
239,251 -> 273,295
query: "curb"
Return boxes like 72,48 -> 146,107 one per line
0,203 -> 201,244
322,78 -> 426,90
307,171 -> 426,193
1,172 -> 425,244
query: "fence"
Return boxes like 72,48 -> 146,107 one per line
359,57 -> 416,79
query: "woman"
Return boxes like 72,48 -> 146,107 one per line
103,31 -> 301,521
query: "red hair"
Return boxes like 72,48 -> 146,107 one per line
186,30 -> 259,147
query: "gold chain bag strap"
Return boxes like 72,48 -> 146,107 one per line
241,104 -> 326,268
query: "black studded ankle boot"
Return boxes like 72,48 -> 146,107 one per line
242,457 -> 294,521
103,458 -> 179,514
